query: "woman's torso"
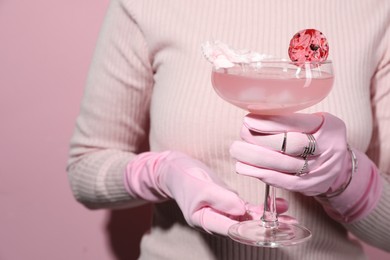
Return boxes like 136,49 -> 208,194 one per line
127,0 -> 389,259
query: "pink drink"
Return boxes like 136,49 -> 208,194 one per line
212,66 -> 333,115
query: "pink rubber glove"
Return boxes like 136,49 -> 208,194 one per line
124,151 -> 295,235
124,151 -> 250,235
230,112 -> 383,223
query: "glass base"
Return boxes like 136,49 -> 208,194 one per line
228,220 -> 312,248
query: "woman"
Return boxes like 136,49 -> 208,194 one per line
67,0 -> 390,259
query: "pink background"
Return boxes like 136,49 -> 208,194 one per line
0,1 -> 388,259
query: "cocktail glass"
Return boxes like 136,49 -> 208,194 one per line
211,60 -> 334,247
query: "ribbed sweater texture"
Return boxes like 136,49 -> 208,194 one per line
67,0 -> 390,259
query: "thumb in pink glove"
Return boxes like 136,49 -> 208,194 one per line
123,150 -> 247,236
230,112 -> 383,223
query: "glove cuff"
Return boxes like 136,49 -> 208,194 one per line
315,150 -> 383,223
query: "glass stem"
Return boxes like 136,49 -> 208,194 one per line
261,184 -> 278,228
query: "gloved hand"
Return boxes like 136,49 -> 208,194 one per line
230,112 -> 383,222
124,150 -> 295,235
123,151 -> 245,235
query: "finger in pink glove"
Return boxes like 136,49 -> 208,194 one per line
242,198 -> 298,225
231,112 -> 383,223
231,113 -> 348,195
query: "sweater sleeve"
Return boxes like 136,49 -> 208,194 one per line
66,0 -> 153,209
344,24 -> 390,252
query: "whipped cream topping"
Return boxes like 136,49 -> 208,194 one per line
201,41 -> 273,69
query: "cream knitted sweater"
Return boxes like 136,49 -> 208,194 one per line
67,0 -> 390,259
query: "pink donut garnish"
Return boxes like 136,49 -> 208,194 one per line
288,29 -> 329,63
